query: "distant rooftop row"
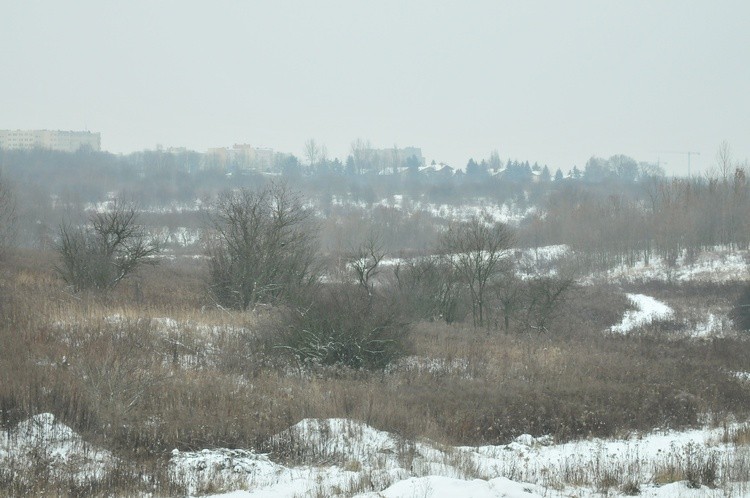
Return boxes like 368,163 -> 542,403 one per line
0,129 -> 427,172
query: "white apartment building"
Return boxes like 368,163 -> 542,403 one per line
0,130 -> 101,152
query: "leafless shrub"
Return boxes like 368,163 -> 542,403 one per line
393,255 -> 466,323
55,201 -> 161,292
276,285 -> 411,370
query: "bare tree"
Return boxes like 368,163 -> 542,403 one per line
350,231 -> 386,295
304,139 -> 320,169
439,216 -> 514,328
350,138 -> 373,174
717,141 -> 733,184
491,271 -> 523,333
522,275 -> 576,333
0,173 -> 16,256
206,183 -> 320,310
393,255 -> 464,323
56,201 -> 161,292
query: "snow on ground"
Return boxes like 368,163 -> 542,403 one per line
694,313 -> 732,338
54,314 -> 249,338
408,201 -> 536,226
611,294 -> 674,334
0,413 -> 115,483
356,476 -> 547,498
329,194 -> 537,226
586,248 -> 749,284
4,414 -> 749,497
85,198 -> 207,214
385,356 -> 474,379
179,418 -> 750,497
153,226 -> 202,247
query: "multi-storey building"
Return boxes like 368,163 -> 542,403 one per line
203,144 -> 275,171
0,130 -> 101,152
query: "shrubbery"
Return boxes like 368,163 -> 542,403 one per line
276,285 -> 410,370
55,202 -> 161,292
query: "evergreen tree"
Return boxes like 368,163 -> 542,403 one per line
345,155 -> 356,176
541,165 -> 551,182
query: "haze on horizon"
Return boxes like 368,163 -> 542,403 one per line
2,1 -> 749,176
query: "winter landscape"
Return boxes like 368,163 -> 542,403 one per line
3,152 -> 750,496
3,2 -> 750,497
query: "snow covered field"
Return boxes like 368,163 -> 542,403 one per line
4,414 -> 749,497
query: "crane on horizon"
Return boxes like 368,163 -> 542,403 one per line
656,150 -> 701,177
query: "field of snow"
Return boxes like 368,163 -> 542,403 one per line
5,414 -> 746,497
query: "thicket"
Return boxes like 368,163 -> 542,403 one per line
531,170 -> 750,272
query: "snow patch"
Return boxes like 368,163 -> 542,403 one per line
611,294 -> 674,334
1,413 -> 114,483
357,475 -> 547,498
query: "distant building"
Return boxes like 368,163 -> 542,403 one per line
231,144 -> 274,170
0,129 -> 101,152
203,144 -> 275,171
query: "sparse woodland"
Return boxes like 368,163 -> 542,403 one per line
2,147 -> 750,495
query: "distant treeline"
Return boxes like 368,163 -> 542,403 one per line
4,146 -> 748,272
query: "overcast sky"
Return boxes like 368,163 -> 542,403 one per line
2,1 -> 749,175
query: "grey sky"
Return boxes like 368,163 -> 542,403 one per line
2,1 -> 749,175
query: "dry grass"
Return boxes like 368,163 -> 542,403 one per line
2,249 -> 750,495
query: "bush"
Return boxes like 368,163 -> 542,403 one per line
276,285 -> 411,370
393,255 -> 466,323
55,202 -> 160,292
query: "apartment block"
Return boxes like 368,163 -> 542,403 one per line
0,129 -> 101,152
